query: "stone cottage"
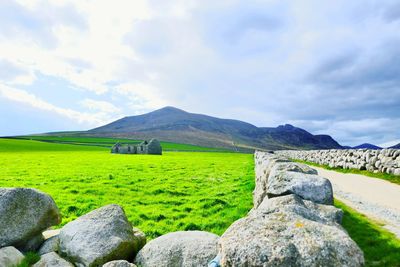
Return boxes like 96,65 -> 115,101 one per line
111,139 -> 162,155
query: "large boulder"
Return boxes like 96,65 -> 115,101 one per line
219,195 -> 364,267
267,165 -> 333,205
135,231 -> 219,267
23,233 -> 45,252
0,246 -> 24,267
0,188 -> 61,251
252,194 -> 343,225
103,260 -> 137,267
33,252 -> 74,267
271,162 -> 318,175
59,204 -> 138,267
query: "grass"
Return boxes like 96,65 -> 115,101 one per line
293,159 -> 400,185
0,138 -> 254,239
335,200 -> 400,266
0,138 -> 106,152
9,135 -> 232,152
16,252 -> 40,267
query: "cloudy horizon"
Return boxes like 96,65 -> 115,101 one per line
0,0 -> 399,147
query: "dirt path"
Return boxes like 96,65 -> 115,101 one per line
312,166 -> 400,238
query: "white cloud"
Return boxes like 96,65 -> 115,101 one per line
0,0 -> 152,94
291,117 -> 400,146
80,98 -> 121,114
0,59 -> 36,85
0,84 -> 115,126
114,82 -> 168,111
379,139 -> 400,148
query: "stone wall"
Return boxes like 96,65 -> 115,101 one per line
0,152 -> 365,267
276,149 -> 400,176
216,151 -> 364,266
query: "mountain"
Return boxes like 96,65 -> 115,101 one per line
389,143 -> 400,149
352,143 -> 382,150
87,106 -> 342,151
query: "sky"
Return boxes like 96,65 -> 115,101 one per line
0,0 -> 399,147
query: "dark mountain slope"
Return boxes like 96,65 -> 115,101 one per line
389,143 -> 400,149
91,106 -> 259,136
88,106 -> 342,151
353,143 -> 382,150
258,124 -> 341,150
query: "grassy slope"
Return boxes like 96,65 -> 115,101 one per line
11,136 -> 232,152
293,159 -> 400,185
335,200 -> 400,266
0,138 -> 254,238
0,138 -> 105,152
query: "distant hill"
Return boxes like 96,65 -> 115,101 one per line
83,106 -> 342,151
352,143 -> 382,150
389,143 -> 400,149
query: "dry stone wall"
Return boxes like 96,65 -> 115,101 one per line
217,151 -> 364,266
276,149 -> 400,176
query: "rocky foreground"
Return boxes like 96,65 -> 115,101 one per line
0,151 -> 364,267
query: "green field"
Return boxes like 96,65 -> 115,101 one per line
11,135 -> 232,152
0,138 -> 254,238
335,200 -> 400,266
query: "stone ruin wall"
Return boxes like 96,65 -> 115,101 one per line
276,148 -> 400,176
111,139 -> 162,155
0,151 -> 365,267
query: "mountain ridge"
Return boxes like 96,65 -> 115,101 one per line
352,143 -> 382,150
389,143 -> 400,149
87,106 -> 342,151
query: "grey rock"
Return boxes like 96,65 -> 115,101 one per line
23,233 -> 45,252
33,252 -> 74,267
59,204 -> 138,267
219,197 -> 364,267
253,194 -> 343,224
38,235 -> 59,255
0,246 -> 24,267
272,162 -> 318,175
0,188 -> 61,251
132,227 -> 146,252
43,229 -> 60,239
302,200 -> 343,224
267,169 -> 334,205
135,231 -> 219,267
103,260 -> 137,267
370,156 -> 378,165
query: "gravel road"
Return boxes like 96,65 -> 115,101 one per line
312,166 -> 400,238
